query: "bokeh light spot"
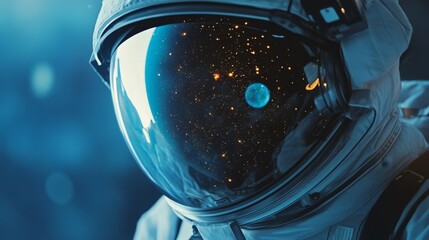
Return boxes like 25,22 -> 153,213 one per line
31,63 -> 54,98
45,172 -> 74,205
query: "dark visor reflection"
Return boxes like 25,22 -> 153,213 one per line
143,20 -> 315,189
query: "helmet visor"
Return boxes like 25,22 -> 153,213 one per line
110,17 -> 333,209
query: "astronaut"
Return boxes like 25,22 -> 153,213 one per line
90,0 -> 429,239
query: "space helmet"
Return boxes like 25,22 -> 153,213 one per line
91,0 -> 412,229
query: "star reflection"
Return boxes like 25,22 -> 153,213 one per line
145,17 -> 317,190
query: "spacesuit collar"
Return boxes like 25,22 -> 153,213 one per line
194,221 -> 245,240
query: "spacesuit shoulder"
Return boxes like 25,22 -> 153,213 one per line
399,80 -> 429,141
133,197 -> 181,240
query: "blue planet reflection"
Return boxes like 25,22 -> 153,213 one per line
245,82 -> 271,108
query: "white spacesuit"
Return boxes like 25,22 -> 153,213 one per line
90,0 -> 429,239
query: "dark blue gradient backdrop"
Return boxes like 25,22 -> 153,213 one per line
0,1 -> 160,240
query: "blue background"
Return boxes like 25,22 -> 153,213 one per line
0,1 -> 160,240
0,1 -> 427,240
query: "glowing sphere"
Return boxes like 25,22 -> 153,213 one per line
245,83 -> 270,108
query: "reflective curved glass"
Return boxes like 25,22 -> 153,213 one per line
110,18 -> 333,209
